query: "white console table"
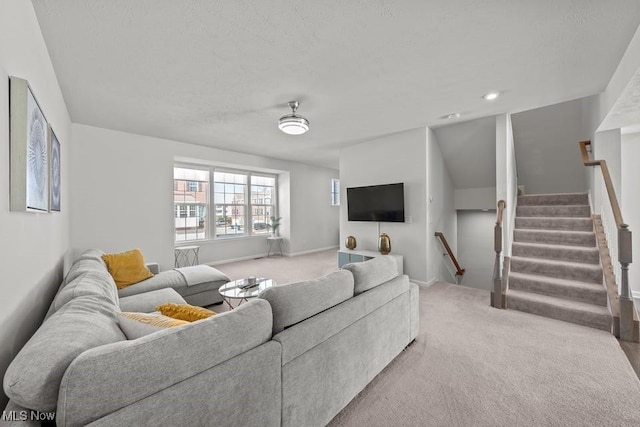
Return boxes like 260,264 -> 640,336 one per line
337,249 -> 403,275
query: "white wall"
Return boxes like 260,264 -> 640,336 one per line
511,98 -> 588,195
496,114 -> 517,257
621,132 -> 640,299
457,211 -> 496,291
71,124 -> 339,270
340,128 -> 428,282
427,129 -> 457,283
0,0 -> 72,408
598,25 -> 640,131
454,187 -> 497,210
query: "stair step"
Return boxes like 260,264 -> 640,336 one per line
510,256 -> 603,284
514,229 -> 596,247
507,289 -> 612,331
509,272 -> 607,306
516,205 -> 591,218
517,193 -> 589,206
515,216 -> 593,232
511,242 -> 600,265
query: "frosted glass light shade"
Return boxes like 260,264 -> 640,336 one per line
278,114 -> 309,135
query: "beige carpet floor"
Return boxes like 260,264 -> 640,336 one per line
329,282 -> 640,427
209,249 -> 338,312
212,249 -> 337,284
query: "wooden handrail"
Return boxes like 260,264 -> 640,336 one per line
434,232 -> 465,277
579,140 -> 625,227
579,140 -> 636,342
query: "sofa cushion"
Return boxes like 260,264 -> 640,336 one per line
53,270 -> 119,312
63,257 -> 107,285
119,288 -> 186,312
156,303 -> 216,321
343,256 -> 399,295
3,295 -> 125,412
118,312 -> 189,339
273,275 -> 411,365
102,248 -> 154,289
76,248 -> 106,263
258,270 -> 354,334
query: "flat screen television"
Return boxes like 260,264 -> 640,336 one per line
347,183 -> 405,222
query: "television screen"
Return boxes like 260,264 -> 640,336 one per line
347,183 -> 405,222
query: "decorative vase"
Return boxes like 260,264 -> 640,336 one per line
345,235 -> 357,250
378,233 -> 391,255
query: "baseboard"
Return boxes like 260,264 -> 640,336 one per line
421,278 -> 438,288
633,290 -> 640,301
207,253 -> 269,266
411,279 -> 431,288
207,245 -> 339,265
286,245 -> 339,257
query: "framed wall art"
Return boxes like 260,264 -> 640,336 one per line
10,76 -> 49,212
49,126 -> 61,212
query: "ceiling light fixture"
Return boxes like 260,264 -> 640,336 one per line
483,92 -> 500,101
278,101 -> 309,135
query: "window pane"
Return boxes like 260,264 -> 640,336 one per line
174,167 -> 209,242
251,175 -> 276,235
331,178 -> 340,206
216,205 -> 246,237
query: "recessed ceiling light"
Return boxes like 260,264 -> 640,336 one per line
440,113 -> 461,120
483,92 -> 500,101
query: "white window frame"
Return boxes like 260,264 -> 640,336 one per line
331,178 -> 340,206
174,163 -> 278,242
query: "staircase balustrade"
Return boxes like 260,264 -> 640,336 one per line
492,200 -> 506,308
579,140 -> 638,342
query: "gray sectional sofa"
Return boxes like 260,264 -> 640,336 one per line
3,250 -> 419,426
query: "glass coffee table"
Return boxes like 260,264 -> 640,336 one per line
218,278 -> 277,309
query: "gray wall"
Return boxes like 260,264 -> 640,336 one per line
340,128 -> 428,283
457,211 -> 496,291
427,129 -> 457,283
71,124 -> 340,271
511,98 -> 592,195
622,132 -> 640,299
0,1 -> 72,408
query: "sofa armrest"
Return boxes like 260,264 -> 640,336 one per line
57,299 -> 273,427
145,262 -> 160,275
118,288 -> 186,312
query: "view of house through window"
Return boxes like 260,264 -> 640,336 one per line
174,165 -> 277,241
331,178 -> 340,206
174,167 -> 209,241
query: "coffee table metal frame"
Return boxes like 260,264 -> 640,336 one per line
218,278 -> 277,309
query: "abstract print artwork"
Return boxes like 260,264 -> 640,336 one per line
49,128 -> 61,212
26,86 -> 48,211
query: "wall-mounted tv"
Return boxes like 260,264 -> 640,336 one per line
347,183 -> 405,222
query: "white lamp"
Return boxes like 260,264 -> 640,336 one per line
278,101 -> 309,135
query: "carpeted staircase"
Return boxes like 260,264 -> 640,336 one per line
507,193 -> 612,331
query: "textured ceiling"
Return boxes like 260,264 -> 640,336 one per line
31,0 -> 640,169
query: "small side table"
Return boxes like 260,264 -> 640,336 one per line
267,237 -> 284,257
175,245 -> 199,267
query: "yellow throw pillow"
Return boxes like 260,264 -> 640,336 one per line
119,312 -> 189,339
102,248 -> 154,289
156,303 -> 217,322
